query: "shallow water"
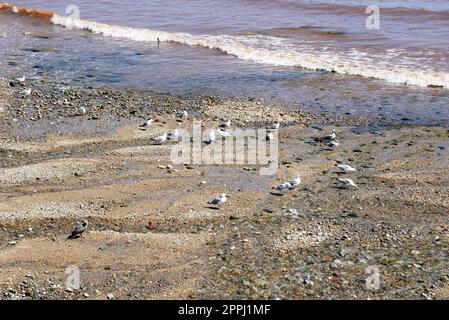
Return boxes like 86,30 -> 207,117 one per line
1,1 -> 448,125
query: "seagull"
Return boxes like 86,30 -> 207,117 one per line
67,221 -> 89,239
21,88 -> 32,96
337,164 -> 357,173
79,106 -> 87,115
289,176 -> 301,187
326,140 -> 340,148
325,130 -> 337,141
220,119 -> 231,128
181,110 -> 189,120
16,76 -> 25,83
276,182 -> 292,191
168,129 -> 179,139
140,118 -> 154,129
338,178 -> 358,188
271,122 -> 280,130
209,193 -> 227,206
205,130 -> 216,144
152,133 -> 168,143
266,132 -> 274,141
218,128 -> 232,137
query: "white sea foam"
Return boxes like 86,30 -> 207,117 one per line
50,15 -> 449,88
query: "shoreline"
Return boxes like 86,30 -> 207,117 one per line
0,77 -> 448,300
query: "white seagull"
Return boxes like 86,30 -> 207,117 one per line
181,110 -> 189,120
206,130 -> 216,144
152,133 -> 168,143
79,106 -> 87,115
289,176 -> 302,187
67,221 -> 89,239
337,164 -> 357,173
220,119 -> 231,128
16,76 -> 25,83
209,193 -> 227,206
218,128 -> 232,137
276,182 -> 292,191
325,130 -> 337,141
326,140 -> 340,148
21,88 -> 32,96
140,118 -> 154,129
271,122 -> 281,130
338,178 -> 358,188
168,129 -> 179,139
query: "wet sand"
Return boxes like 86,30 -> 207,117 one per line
0,78 -> 448,300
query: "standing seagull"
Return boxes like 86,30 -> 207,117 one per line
276,182 -> 292,191
337,164 -> 357,173
271,122 -> 280,130
220,119 -> 231,129
326,140 -> 340,148
168,129 -> 179,140
218,128 -> 232,137
289,175 -> 302,187
152,132 -> 168,143
67,221 -> 89,239
21,88 -> 32,96
181,110 -> 189,120
140,118 -> 154,129
205,130 -> 216,144
338,178 -> 358,188
209,193 -> 227,206
324,130 -> 337,141
79,106 -> 88,115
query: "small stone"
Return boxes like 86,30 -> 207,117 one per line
107,293 -> 114,300
331,259 -> 344,269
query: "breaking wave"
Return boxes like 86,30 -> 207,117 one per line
2,2 -> 448,88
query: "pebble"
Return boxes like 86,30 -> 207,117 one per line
331,259 -> 344,269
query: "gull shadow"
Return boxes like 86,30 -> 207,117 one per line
333,186 -> 349,190
206,206 -> 221,210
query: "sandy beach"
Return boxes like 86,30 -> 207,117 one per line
0,78 -> 447,300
